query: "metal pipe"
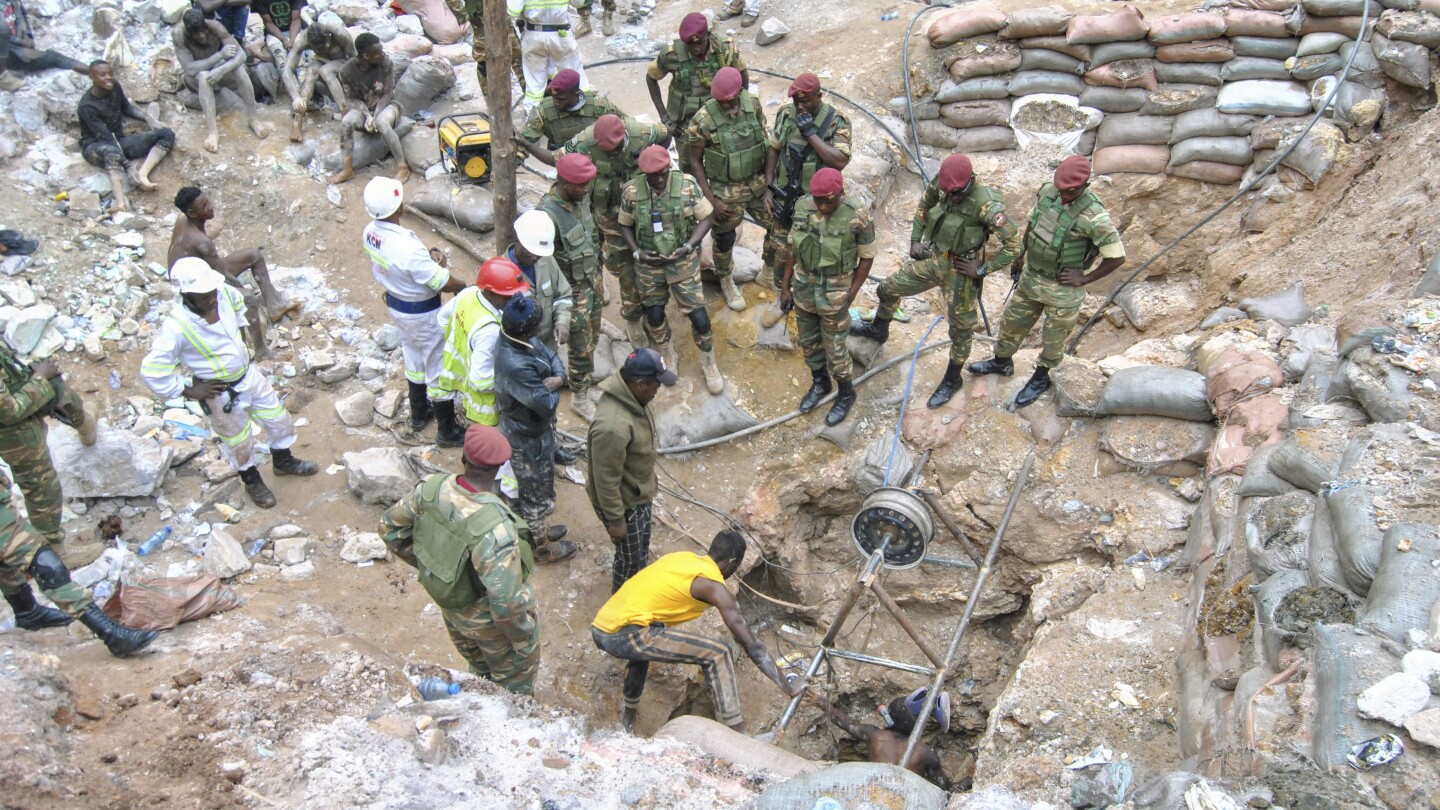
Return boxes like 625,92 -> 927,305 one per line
900,452 -> 1035,767
899,449 -> 932,489
918,488 -> 983,566
921,554 -> 977,570
869,582 -> 944,669
826,649 -> 935,677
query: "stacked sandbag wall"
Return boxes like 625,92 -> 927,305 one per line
915,1 -> 1440,184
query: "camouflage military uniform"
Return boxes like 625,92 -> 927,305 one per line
875,179 -> 1022,365
646,34 -> 746,130
685,90 -> 771,283
0,466 -> 91,616
764,102 -> 851,288
521,91 -> 622,150
0,344 -> 90,546
443,0 -> 523,90
381,473 -> 541,695
996,182 -> 1125,368
537,187 -> 602,398
556,119 -> 670,326
788,195 -> 877,381
618,170 -> 715,350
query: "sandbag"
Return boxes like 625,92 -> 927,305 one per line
1231,35 -> 1303,57
1019,36 -> 1092,61
1303,0 -> 1382,14
322,118 -> 416,173
1297,30 -> 1352,54
1225,8 -> 1293,36
936,75 -> 1012,103
1281,324 -> 1339,380
1156,39 -> 1235,62
1094,144 -> 1171,173
1270,439 -> 1333,491
1222,56 -> 1293,80
1098,113 -> 1175,147
1307,493 -> 1354,594
1239,443 -> 1298,496
749,762 -> 947,810
388,33 -> 434,57
1019,48 -> 1085,74
855,435 -> 914,495
1298,14 -> 1369,36
954,125 -> 1018,152
1091,40 -> 1156,67
1095,366 -> 1212,420
1140,84 -> 1219,114
1148,12 -> 1229,43
1289,52 -> 1345,79
1255,569 -> 1310,671
1219,80 -> 1313,115
1327,484 -> 1383,596
102,574 -> 245,631
1080,86 -> 1150,112
1010,95 -> 1104,149
941,98 -> 1013,129
655,391 -> 759,450
914,119 -> 960,148
1248,116 -> 1311,148
1246,492 -> 1317,578
1168,160 -> 1246,183
408,179 -> 495,233
1084,60 -> 1159,90
1311,624 -> 1398,771
1339,40 -> 1386,88
999,6 -> 1074,39
1171,135 -> 1254,166
1008,70 -> 1087,96
1376,8 -> 1440,46
1207,346 -> 1285,416
1170,108 -> 1259,142
1331,80 -> 1387,127
1234,0 -> 1302,9
1153,61 -> 1224,85
1372,32 -> 1434,87
1360,524 -> 1440,643
1209,392 -> 1288,474
397,0 -> 469,44
948,42 -> 1024,81
1100,416 -> 1216,471
929,7 -> 1009,47
657,716 -> 827,778
1239,281 -> 1312,326
390,56 -> 455,116
1068,5 -> 1151,44
1076,129 -> 1097,155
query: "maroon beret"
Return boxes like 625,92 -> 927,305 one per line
638,144 -> 671,173
545,69 -> 581,95
463,424 -> 511,467
556,153 -> 597,184
711,66 -> 743,101
679,12 -> 708,41
788,72 -> 820,97
1054,155 -> 1092,190
809,167 -> 844,198
594,114 -> 626,151
938,154 -> 974,193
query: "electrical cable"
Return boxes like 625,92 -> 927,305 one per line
901,2 -> 956,183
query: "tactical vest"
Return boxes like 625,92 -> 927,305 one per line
412,475 -> 533,610
700,93 -> 765,184
1024,184 -> 1102,277
540,93 -> 613,148
923,183 -> 1002,258
436,289 -> 500,425
537,191 -> 599,284
666,35 -> 729,124
774,103 -> 842,189
0,344 -> 34,395
793,198 -> 861,277
634,171 -> 691,256
586,125 -> 646,216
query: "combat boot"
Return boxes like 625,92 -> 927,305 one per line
434,400 -> 466,448
0,70 -> 24,92
78,604 -> 157,657
575,9 -> 593,37
799,369 -> 831,413
571,390 -> 596,421
554,444 -> 578,465
825,378 -> 857,426
968,356 -> 1014,377
699,349 -> 725,395
656,340 -> 678,376
850,316 -> 890,343
272,448 -> 319,477
534,523 -> 578,564
719,275 -> 746,311
625,318 -> 649,350
1014,366 -> 1052,409
75,409 -> 98,447
602,8 -> 615,35
407,381 -> 433,430
239,466 -> 277,509
927,361 -> 963,409
3,585 -> 73,630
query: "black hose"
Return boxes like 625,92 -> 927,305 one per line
902,2 -> 956,183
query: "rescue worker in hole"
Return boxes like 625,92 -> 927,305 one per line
968,156 -> 1126,408
851,154 -> 1021,409
646,12 -> 747,141
513,69 -> 624,166
805,689 -> 955,790
535,153 -> 603,421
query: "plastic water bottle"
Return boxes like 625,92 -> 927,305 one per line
137,527 -> 172,556
417,678 -> 460,700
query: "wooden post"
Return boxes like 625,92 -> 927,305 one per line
484,0 -> 517,253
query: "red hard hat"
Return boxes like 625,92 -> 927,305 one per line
476,257 -> 531,295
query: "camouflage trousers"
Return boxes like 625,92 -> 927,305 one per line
0,509 -> 91,613
792,273 -> 853,380
565,271 -> 603,395
639,255 -> 712,352
710,179 -> 773,282
762,222 -> 795,291
994,268 -> 1086,369
598,218 -> 642,324
507,431 -> 556,544
573,0 -> 616,9
0,383 -> 88,545
468,11 -> 523,90
875,254 -> 983,365
441,599 -> 541,696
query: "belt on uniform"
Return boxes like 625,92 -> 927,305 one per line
526,23 -> 570,32
385,293 -> 442,314
196,371 -> 246,414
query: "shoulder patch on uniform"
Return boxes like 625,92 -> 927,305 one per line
991,212 -> 1008,228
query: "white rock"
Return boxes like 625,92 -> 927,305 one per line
343,447 -> 418,505
755,16 -> 790,46
318,359 -> 359,384
336,391 -> 376,427
374,324 -> 403,352
28,326 -> 63,359
270,524 -> 306,539
111,231 -> 145,248
374,389 -> 404,419
300,350 -> 336,372
4,303 -> 57,354
357,357 -> 388,381
47,424 -> 171,498
341,532 -> 388,563
0,279 -> 37,307
203,527 -> 252,578
273,536 -> 314,566
279,559 -> 316,581
414,728 -> 449,765
1405,708 -> 1440,749
1357,672 -> 1430,727
158,0 -> 190,24
1402,649 -> 1440,693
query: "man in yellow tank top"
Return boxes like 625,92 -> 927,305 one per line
591,530 -> 799,732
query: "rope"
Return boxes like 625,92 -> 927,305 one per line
882,316 -> 944,486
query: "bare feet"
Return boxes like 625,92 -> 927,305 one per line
289,120 -> 303,143
268,298 -> 303,322
251,120 -> 274,139
328,166 -> 354,185
252,343 -> 274,362
394,164 -> 412,184
203,132 -> 219,153
127,164 -> 157,192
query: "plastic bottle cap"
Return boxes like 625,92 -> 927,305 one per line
447,683 -> 460,695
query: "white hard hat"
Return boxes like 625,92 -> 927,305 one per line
171,257 -> 223,294
364,177 -> 405,219
514,209 -> 556,257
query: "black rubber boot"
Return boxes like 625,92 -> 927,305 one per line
434,400 -> 466,448
799,369 -> 832,413
927,362 -> 964,409
4,585 -> 73,630
553,445 -> 577,465
407,381 -> 433,430
1014,366 -> 1052,409
78,604 -> 157,658
825,378 -> 856,426
239,466 -> 277,509
272,448 -> 319,476
850,316 -> 890,343
968,356 -> 1014,377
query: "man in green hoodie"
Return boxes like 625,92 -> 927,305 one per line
586,348 -> 676,592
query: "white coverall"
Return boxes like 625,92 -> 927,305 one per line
508,0 -> 587,110
363,218 -> 453,400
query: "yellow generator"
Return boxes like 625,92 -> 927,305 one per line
438,113 -> 493,183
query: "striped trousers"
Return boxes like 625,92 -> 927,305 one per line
592,623 -> 743,727
593,501 -> 652,592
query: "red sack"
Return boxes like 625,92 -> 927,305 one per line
102,575 -> 245,631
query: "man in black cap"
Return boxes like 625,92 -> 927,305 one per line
587,347 -> 675,592
495,296 -> 577,565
